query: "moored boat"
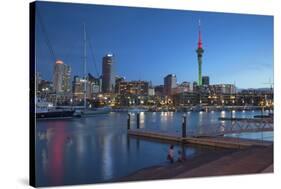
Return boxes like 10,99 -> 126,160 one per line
36,110 -> 75,119
36,98 -> 75,119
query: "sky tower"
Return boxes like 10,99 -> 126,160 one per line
196,20 -> 204,86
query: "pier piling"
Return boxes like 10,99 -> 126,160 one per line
137,113 -> 140,129
127,113 -> 131,130
182,114 -> 187,138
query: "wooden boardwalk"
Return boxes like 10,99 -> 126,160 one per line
128,129 -> 272,149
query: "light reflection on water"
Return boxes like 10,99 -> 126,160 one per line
35,111 -> 272,186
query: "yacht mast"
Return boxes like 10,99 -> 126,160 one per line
83,23 -> 87,109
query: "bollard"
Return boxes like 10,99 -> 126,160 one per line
127,113 -> 131,130
137,113 -> 140,129
182,115 -> 187,138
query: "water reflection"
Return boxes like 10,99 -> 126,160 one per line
101,134 -> 113,179
35,111 -> 272,186
140,112 -> 145,128
48,122 -> 66,186
41,149 -> 48,174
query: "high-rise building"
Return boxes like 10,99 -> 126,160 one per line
196,20 -> 204,86
202,76 -> 210,85
164,74 -> 177,96
53,60 -> 71,94
102,54 -> 115,93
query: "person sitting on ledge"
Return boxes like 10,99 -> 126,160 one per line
167,145 -> 174,163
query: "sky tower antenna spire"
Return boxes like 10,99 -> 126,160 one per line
198,19 -> 203,49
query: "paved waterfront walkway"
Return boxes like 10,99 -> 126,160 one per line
175,145 -> 273,178
119,145 -> 273,182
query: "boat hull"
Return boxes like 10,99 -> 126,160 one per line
36,110 -> 75,119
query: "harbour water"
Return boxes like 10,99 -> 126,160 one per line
35,111 -> 273,186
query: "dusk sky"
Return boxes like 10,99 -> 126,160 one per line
35,1 -> 273,89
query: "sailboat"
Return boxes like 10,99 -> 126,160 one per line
81,23 -> 111,116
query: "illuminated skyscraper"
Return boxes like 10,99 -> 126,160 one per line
196,20 -> 204,86
102,54 -> 115,93
53,60 -> 71,94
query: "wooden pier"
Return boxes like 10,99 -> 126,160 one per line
128,129 -> 272,149
218,117 -> 273,123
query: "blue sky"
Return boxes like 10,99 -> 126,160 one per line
35,1 -> 273,89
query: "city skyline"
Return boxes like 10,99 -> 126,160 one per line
35,1 -> 273,89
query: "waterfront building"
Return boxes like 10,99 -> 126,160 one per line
72,76 -> 85,100
173,92 -> 199,106
87,73 -> 101,95
155,85 -> 164,96
148,81 -> 155,96
240,88 -> 273,95
193,81 -> 198,92
148,87 -> 155,96
53,60 -> 71,94
236,91 -> 273,106
38,80 -> 53,94
115,76 -> 125,94
119,80 -> 149,95
102,54 -> 115,93
196,20 -> 204,86
202,76 -> 210,85
174,81 -> 191,94
164,74 -> 177,96
72,74 -> 101,100
209,84 -> 236,94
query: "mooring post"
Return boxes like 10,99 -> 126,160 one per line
182,114 -> 187,138
127,113 -> 131,130
137,113 -> 140,129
